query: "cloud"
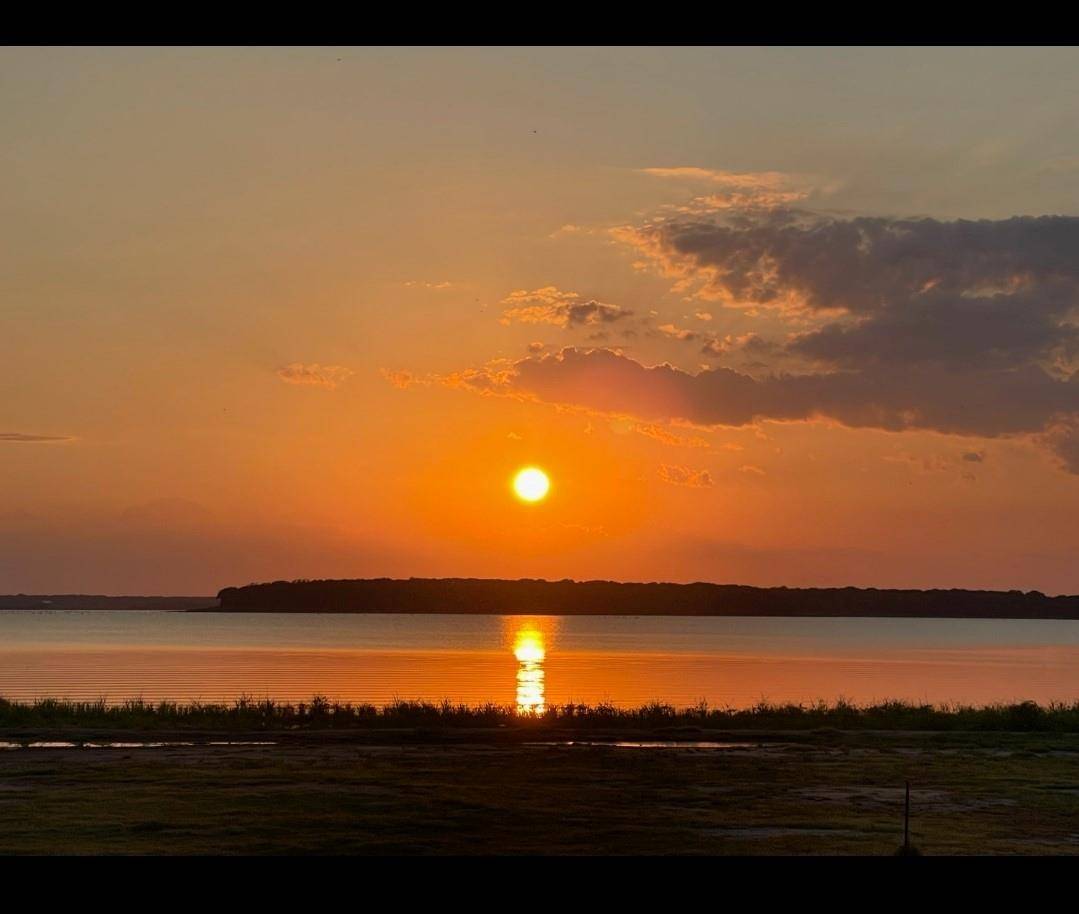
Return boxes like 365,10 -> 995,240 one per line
0,432 -> 72,443
434,360 -> 519,396
276,363 -> 353,390
508,348 -> 1078,437
399,208 -> 1079,473
548,224 -> 596,239
432,346 -> 1079,470
381,369 -> 416,390
788,289 -> 1079,372
640,166 -> 829,212
633,422 -> 711,449
883,452 -> 955,475
657,323 -> 702,342
403,280 -> 453,289
617,212 -> 1079,369
658,325 -> 780,365
1042,417 -> 1079,473
499,286 -> 633,328
699,333 -> 777,361
601,209 -> 1079,469
658,464 -> 714,488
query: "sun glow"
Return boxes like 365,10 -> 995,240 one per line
513,467 -> 550,503
513,626 -> 547,714
514,630 -> 546,663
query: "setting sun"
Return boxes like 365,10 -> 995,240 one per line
512,467 -> 550,503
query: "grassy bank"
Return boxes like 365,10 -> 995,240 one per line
4,695 -> 1079,732
6,696 -> 1079,854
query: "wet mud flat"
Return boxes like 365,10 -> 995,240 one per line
2,728 -> 1079,855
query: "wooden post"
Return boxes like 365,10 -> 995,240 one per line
904,780 -> 910,853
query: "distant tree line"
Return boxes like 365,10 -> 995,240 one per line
213,577 -> 1079,618
0,595 -> 215,611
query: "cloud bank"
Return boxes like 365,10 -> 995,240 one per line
618,212 -> 1079,374
396,207 -> 1079,472
502,348 -> 1079,440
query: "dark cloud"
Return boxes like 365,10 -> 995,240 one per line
569,210 -> 1079,471
562,301 -> 631,325
789,289 -> 1079,370
625,212 -> 1079,312
621,211 -> 1079,375
509,348 -> 1079,438
402,346 -> 1065,471
701,333 -> 778,360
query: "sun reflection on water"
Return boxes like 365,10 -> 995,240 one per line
513,626 -> 546,714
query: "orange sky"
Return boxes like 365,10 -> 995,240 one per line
3,47 -> 1079,595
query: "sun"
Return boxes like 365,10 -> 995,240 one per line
513,466 -> 550,503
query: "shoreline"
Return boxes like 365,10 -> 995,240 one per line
11,606 -> 1079,621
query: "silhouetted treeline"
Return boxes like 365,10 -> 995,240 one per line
0,595 -> 216,611
214,577 -> 1079,619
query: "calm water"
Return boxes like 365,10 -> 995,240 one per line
3,611 -> 1079,709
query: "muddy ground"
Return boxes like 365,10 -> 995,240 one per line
2,728 -> 1078,855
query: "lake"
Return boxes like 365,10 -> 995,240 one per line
3,611 -> 1079,710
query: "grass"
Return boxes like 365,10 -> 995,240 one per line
4,695 -> 1079,732
5,695 -> 1079,854
2,728 -> 1079,854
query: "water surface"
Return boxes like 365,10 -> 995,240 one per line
2,611 -> 1079,709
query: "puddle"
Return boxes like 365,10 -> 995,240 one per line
0,740 -> 276,750
83,742 -> 195,748
206,741 -> 276,746
531,740 -> 761,750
